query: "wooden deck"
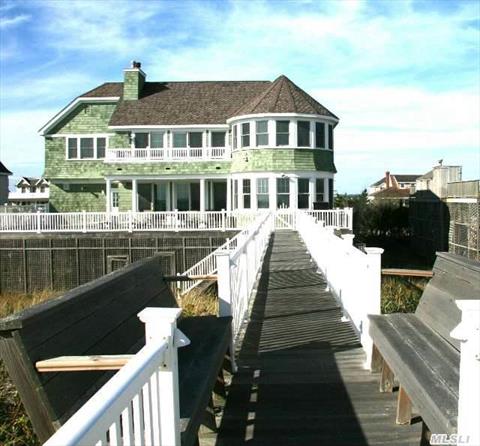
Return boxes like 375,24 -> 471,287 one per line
207,231 -> 422,445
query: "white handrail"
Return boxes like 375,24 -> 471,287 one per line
43,308 -> 184,446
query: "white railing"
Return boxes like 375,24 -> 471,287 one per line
105,147 -> 230,162
216,212 -> 274,341
0,209 -> 353,234
296,211 -> 383,367
43,308 -> 187,446
178,212 -> 270,295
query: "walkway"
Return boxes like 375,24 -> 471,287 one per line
210,231 -> 422,445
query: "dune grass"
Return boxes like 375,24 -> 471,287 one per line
381,276 -> 428,314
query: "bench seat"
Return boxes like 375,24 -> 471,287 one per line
178,316 -> 232,446
369,313 -> 459,434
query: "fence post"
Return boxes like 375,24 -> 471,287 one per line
450,300 -> 480,446
362,247 -> 384,369
215,250 -> 237,372
138,307 -> 183,446
82,210 -> 87,233
36,210 -> 41,234
221,208 -> 226,232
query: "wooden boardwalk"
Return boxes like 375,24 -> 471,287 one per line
209,231 -> 422,445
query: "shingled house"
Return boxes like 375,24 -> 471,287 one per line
39,62 -> 337,213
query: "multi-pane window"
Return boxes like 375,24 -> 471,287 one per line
276,120 -> 289,146
328,124 -> 334,150
298,178 -> 310,209
256,120 -> 268,146
241,123 -> 250,147
211,131 -> 226,147
276,178 -> 290,208
172,131 -> 202,148
67,136 -> 108,159
297,121 -> 310,147
135,132 -> 164,149
316,179 -> 325,202
315,122 -> 325,148
243,179 -> 251,209
233,125 -> 238,149
256,178 -> 269,209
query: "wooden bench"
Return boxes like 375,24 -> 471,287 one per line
369,252 -> 480,438
0,254 -> 232,445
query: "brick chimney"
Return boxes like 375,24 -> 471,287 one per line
123,61 -> 146,101
385,171 -> 391,188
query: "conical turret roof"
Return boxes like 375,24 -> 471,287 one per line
232,75 -> 338,119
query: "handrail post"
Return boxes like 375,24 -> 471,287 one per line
215,250 -> 237,372
138,307 -> 183,446
450,300 -> 480,446
363,247 -> 384,369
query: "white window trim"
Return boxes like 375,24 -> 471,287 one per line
240,122 -> 251,148
255,120 -> 269,147
65,135 -> 110,160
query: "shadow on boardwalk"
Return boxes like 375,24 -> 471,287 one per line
214,231 -> 422,446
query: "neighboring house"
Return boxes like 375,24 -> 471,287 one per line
414,164 -> 462,199
0,161 -> 12,205
39,61 -> 337,213
8,177 -> 50,210
368,171 -> 420,197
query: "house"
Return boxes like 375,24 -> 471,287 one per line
8,177 -> 50,210
0,161 -> 12,205
39,61 -> 337,213
414,163 -> 462,199
368,171 -> 421,198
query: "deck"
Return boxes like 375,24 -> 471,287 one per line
208,231 -> 422,445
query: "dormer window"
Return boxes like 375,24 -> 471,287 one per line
256,121 -> 268,146
276,120 -> 289,146
241,123 -> 250,147
297,121 -> 310,147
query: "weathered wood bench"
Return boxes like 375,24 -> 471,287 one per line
369,252 -> 480,438
0,254 -> 232,445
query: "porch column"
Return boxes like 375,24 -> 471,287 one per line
131,179 -> 138,212
226,178 -> 232,211
251,177 -> 258,211
106,179 -> 111,213
200,178 -> 206,212
309,178 -> 315,209
269,176 -> 277,211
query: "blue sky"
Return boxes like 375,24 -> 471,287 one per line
0,0 -> 479,193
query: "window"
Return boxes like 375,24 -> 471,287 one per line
150,132 -> 164,148
276,120 -> 289,146
315,122 -> 325,148
176,183 -> 190,211
328,124 -> 334,150
135,133 -> 148,149
68,138 -> 78,159
80,138 -> 94,159
297,121 -> 310,146
241,123 -> 250,147
276,178 -> 290,208
40,186 -> 46,193
233,125 -> 238,149
298,178 -> 309,209
256,120 -> 268,146
173,132 -> 187,148
212,131 -> 226,147
31,186 -> 37,193
233,180 -> 238,209
189,132 -> 202,148
97,137 -> 106,158
316,179 -> 325,202
256,178 -> 269,208
243,179 -> 251,209
112,190 -> 119,209
21,186 -> 26,193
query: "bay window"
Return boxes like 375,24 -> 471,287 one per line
297,121 -> 310,147
241,123 -> 250,147
256,120 -> 268,146
298,178 -> 309,209
243,179 -> 251,209
276,120 -> 289,146
256,178 -> 269,209
315,122 -> 325,148
276,177 -> 290,208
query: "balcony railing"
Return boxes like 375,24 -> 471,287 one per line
105,147 -> 229,162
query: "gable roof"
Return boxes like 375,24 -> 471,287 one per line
109,81 -> 271,126
0,161 -> 12,175
233,75 -> 338,119
370,174 -> 422,187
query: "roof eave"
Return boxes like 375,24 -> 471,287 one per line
226,112 -> 339,124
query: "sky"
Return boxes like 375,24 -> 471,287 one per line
0,0 -> 479,193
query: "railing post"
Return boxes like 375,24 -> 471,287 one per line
174,209 -> 179,232
138,307 -> 183,446
36,210 -> 41,234
82,210 -> 87,233
128,210 -> 133,233
362,247 -> 384,369
450,300 -> 480,446
221,208 -> 226,232
215,250 -> 237,372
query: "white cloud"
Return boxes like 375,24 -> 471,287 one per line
0,13 -> 30,28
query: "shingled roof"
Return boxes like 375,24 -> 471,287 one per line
0,161 -> 12,175
108,81 -> 271,126
233,75 -> 338,119
371,187 -> 411,199
371,174 -> 422,187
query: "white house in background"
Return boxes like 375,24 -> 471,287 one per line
8,177 -> 50,210
368,171 -> 421,198
414,164 -> 462,199
0,161 -> 12,205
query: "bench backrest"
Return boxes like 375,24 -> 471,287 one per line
415,252 -> 480,351
0,254 -> 178,443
